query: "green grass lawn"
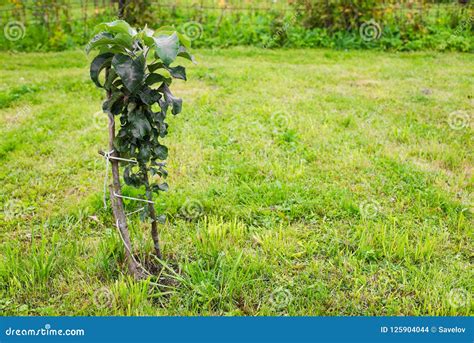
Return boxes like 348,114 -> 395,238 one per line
0,48 -> 472,316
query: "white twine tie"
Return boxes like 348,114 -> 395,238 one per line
102,149 -> 154,209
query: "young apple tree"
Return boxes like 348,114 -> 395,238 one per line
87,20 -> 194,278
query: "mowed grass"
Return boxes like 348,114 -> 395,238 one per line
0,48 -> 472,316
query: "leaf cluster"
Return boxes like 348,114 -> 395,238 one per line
87,20 -> 194,195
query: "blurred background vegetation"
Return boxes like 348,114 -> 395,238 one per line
0,0 -> 472,52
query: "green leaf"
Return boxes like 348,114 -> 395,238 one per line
153,33 -> 179,65
158,183 -> 169,191
102,91 -> 125,115
90,53 -> 114,88
166,65 -> 187,81
137,144 -> 151,161
104,68 -> 118,90
157,215 -> 167,224
129,112 -> 151,139
145,73 -> 171,86
159,83 -> 182,115
113,135 -> 129,153
177,32 -> 191,49
148,62 -> 165,73
177,46 -> 196,63
139,26 -> 156,47
152,182 -> 169,192
124,166 -> 143,187
138,87 -> 161,105
94,20 -> 137,36
154,26 -> 176,39
112,54 -> 145,93
86,32 -> 115,54
86,31 -> 134,55
158,121 -> 169,138
113,33 -> 134,49
98,45 -> 128,55
111,98 -> 125,115
153,145 -> 168,160
150,164 -> 168,178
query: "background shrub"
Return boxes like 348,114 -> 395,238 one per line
0,0 -> 472,52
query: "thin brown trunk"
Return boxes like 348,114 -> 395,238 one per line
105,68 -> 142,279
213,8 -> 225,36
141,166 -> 162,259
118,0 -> 126,18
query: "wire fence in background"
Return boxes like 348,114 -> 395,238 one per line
0,0 -> 472,51
1,0 -> 472,22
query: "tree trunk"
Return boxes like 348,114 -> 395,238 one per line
141,166 -> 162,259
118,0 -> 126,18
105,68 -> 142,279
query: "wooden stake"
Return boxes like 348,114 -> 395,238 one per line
105,67 -> 142,279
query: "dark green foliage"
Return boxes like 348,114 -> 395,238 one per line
120,0 -> 155,27
294,0 -> 379,31
87,20 -> 194,199
1,2 -> 472,52
90,53 -> 114,88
